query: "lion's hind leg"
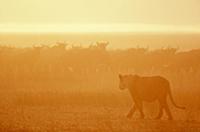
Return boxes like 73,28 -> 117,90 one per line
162,99 -> 173,120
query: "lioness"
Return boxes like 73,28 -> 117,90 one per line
119,74 -> 185,120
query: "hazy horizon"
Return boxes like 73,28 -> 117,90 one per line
1,0 -> 200,33
0,32 -> 200,51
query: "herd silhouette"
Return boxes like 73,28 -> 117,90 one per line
0,42 -> 198,120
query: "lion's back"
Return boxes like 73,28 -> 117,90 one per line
135,76 -> 170,101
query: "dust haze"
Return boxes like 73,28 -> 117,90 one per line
0,34 -> 200,131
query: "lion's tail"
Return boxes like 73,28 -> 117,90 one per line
168,84 -> 186,110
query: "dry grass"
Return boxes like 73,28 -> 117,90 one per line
0,88 -> 200,132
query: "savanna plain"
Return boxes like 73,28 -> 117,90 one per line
0,34 -> 200,132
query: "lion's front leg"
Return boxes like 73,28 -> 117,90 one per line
127,104 -> 137,119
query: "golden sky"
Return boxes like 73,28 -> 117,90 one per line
1,0 -> 200,32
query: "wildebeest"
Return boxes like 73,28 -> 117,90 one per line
119,74 -> 185,120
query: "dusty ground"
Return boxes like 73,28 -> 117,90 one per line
0,90 -> 200,132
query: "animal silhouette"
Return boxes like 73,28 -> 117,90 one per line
119,74 -> 185,120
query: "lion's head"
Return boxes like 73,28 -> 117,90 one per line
119,74 -> 139,90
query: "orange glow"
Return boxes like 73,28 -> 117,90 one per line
0,0 -> 200,33
0,0 -> 200,131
